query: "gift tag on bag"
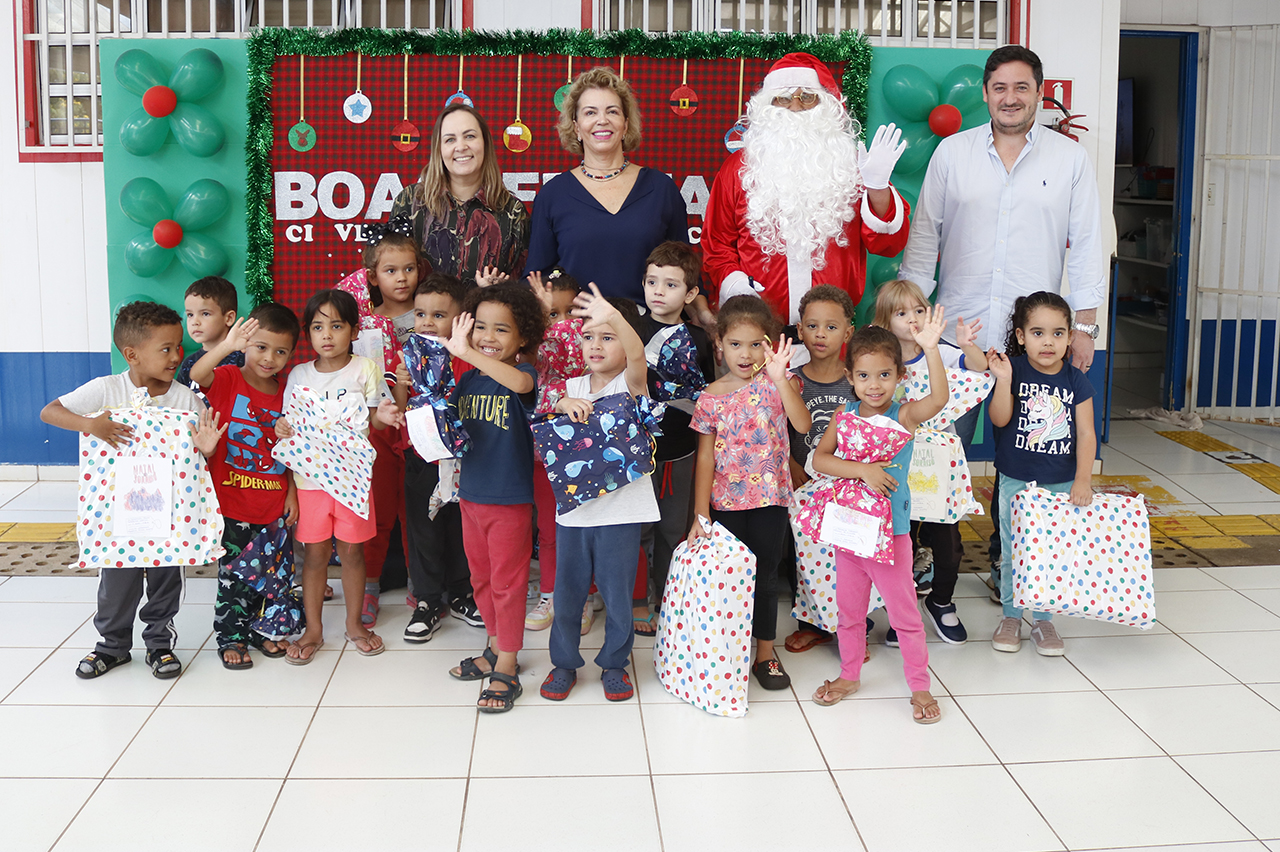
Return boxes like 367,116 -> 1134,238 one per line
820,502 -> 880,557
405,405 -> 453,463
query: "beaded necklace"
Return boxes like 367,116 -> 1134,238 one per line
579,160 -> 631,181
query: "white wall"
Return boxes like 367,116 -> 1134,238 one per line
1122,0 -> 1280,26
0,8 -> 112,357
473,0 -> 583,29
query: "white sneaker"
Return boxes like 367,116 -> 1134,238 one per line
580,599 -> 596,635
525,597 -> 554,631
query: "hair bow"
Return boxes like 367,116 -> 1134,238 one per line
365,214 -> 414,247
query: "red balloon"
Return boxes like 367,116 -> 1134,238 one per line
142,85 -> 178,118
153,219 -> 184,249
928,104 -> 963,137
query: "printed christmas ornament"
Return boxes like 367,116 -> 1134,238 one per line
445,55 -> 474,107
553,56 -> 574,111
669,60 -> 699,116
288,56 -> 316,152
724,59 -> 748,152
393,53 -> 420,153
504,55 -> 532,153
343,51 -> 372,124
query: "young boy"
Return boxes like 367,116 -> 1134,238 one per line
41,301 -> 216,680
539,285 -> 659,702
784,285 -> 856,653
638,241 -> 715,623
189,303 -> 301,669
177,276 -> 243,387
392,273 -> 482,642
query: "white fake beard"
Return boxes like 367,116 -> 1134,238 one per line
740,91 -> 865,269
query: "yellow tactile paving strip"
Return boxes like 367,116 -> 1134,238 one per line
1228,462 -> 1280,495
1155,430 -> 1241,453
0,523 -> 77,542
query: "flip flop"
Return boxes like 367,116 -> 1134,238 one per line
784,629 -> 834,653
911,694 -> 943,725
219,644 -> 253,670
633,613 -> 657,636
250,635 -> 289,659
811,679 -> 858,706
344,631 -> 385,657
285,641 -> 324,666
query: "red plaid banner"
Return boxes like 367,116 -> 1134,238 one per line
269,52 -> 846,360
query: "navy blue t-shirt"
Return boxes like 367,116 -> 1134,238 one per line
176,348 -> 243,388
993,354 -> 1094,484
454,362 -> 538,505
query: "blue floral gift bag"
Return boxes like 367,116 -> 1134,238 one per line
402,333 -> 471,461
531,392 -> 665,515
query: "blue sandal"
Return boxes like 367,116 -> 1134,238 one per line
601,668 -> 634,701
540,666 -> 577,700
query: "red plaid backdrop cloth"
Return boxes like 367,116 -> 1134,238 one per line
270,53 -> 846,362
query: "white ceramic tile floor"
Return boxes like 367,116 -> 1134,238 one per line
2,561 -> 1280,850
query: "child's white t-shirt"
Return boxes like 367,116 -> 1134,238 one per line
59,370 -> 205,415
555,372 -> 661,529
282,355 -> 387,491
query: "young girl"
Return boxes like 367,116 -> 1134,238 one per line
279,289 -> 389,664
445,282 -> 546,712
873,279 -> 988,646
810,316 -> 950,723
987,292 -> 1095,657
688,296 -> 811,690
337,217 -> 420,627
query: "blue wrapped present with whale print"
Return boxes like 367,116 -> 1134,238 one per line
531,393 -> 666,515
402,333 -> 471,461
647,324 -> 707,403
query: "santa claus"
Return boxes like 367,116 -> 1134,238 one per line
702,53 -> 910,325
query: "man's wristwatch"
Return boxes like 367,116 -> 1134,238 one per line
1073,322 -> 1099,340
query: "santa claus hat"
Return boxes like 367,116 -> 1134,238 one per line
761,53 -> 841,100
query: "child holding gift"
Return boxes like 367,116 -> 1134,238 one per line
337,217 -> 421,627
190,303 -> 301,669
277,289 -> 389,664
784,285 -> 856,654
688,296 -> 811,690
638,241 -> 715,627
445,282 -> 546,712
390,272 -> 482,642
177,276 -> 243,387
987,292 -> 1095,657
41,301 -> 222,680
525,267 -> 587,632
810,316 -> 950,723
539,284 -> 659,702
873,278 -> 988,646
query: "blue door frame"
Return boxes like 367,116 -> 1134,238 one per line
1119,29 -> 1198,411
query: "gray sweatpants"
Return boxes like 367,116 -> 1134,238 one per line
640,453 -> 696,611
93,566 -> 183,656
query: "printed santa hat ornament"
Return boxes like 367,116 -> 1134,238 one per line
761,52 -> 841,100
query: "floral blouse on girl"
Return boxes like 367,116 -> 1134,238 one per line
690,372 -> 793,511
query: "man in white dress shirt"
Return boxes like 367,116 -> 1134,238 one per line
899,44 -> 1106,374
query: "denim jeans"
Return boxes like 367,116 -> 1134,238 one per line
998,475 -> 1072,621
550,523 -> 642,672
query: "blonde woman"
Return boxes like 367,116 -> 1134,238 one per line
524,66 -> 689,304
390,103 -> 529,288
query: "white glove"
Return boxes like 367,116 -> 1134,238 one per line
719,270 -> 765,301
856,122 -> 907,191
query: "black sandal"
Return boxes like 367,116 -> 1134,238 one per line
146,649 -> 182,680
478,671 -> 523,714
219,644 -> 253,670
75,651 -> 131,679
450,647 -> 521,681
249,635 -> 288,659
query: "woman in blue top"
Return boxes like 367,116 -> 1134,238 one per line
524,67 -> 690,304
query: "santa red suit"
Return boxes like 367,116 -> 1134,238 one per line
701,54 -> 911,324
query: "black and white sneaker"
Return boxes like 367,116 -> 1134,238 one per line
404,602 -> 443,643
449,595 -> 484,627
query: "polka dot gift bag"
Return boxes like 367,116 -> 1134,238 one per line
789,479 -> 883,633
76,390 -> 225,569
272,386 -> 376,519
654,516 -> 757,718
1011,486 -> 1156,630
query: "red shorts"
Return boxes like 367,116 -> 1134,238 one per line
295,488 -> 377,544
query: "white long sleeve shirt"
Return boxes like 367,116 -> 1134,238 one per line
898,122 -> 1107,351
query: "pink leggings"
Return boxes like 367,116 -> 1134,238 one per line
835,533 -> 930,691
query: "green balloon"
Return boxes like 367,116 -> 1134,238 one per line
124,233 -> 174,278
169,48 -> 224,103
173,179 -> 229,231
119,108 -> 169,157
176,233 -> 229,277
882,65 -> 939,122
114,49 -> 168,96
169,103 -> 225,158
893,121 -> 940,176
941,64 -> 985,114
119,178 -> 172,226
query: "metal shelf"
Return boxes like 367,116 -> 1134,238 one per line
1114,197 -> 1174,206
1116,256 -> 1170,268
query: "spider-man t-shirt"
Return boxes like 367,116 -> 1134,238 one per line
202,365 -> 289,524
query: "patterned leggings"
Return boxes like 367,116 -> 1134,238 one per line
213,519 -> 268,649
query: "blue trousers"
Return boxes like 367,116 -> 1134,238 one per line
550,523 -> 642,672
